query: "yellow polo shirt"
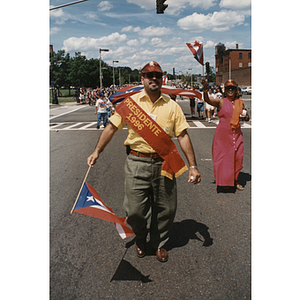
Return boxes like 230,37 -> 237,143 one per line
109,89 -> 189,153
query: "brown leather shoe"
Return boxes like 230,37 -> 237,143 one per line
135,238 -> 146,258
156,248 -> 168,262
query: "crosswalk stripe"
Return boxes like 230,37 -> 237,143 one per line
62,122 -> 83,130
192,121 -> 206,128
50,120 -> 251,130
79,122 -> 97,129
50,123 -> 65,129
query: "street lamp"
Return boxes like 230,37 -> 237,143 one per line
188,68 -> 192,87
99,48 -> 109,89
113,60 -> 119,90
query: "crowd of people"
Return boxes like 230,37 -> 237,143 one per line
188,85 -> 224,122
75,86 -> 116,106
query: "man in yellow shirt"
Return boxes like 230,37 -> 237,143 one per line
87,61 -> 201,262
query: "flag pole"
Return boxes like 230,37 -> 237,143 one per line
70,165 -> 91,214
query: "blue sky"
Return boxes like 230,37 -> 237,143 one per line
50,0 -> 251,75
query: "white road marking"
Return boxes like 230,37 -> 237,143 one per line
50,120 -> 251,131
50,106 -> 86,120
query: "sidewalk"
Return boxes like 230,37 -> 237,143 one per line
50,101 -> 83,106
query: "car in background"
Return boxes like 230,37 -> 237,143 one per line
241,86 -> 252,95
237,87 -> 243,98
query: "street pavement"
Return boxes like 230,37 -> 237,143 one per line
50,96 -> 251,299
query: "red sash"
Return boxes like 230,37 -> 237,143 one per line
116,96 -> 188,180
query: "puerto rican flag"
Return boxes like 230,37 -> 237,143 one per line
162,74 -> 168,85
109,85 -> 202,104
186,41 -> 204,66
74,182 -> 135,239
109,85 -> 144,104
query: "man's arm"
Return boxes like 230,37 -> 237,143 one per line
177,129 -> 202,184
87,122 -> 118,167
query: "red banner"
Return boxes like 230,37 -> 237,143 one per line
116,96 -> 188,179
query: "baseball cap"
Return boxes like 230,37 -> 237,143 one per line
141,61 -> 163,74
224,79 -> 238,88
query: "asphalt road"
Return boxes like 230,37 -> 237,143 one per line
50,96 -> 251,299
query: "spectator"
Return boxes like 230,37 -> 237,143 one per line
206,88 -> 215,122
189,87 -> 196,118
196,95 -> 205,119
95,94 -> 108,129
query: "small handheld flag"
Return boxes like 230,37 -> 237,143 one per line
186,41 -> 204,66
72,181 -> 135,239
162,74 -> 168,85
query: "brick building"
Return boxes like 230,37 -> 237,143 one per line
215,43 -> 251,87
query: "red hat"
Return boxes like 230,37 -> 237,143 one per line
225,79 -> 238,87
141,61 -> 163,74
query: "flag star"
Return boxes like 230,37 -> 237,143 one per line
86,195 -> 95,202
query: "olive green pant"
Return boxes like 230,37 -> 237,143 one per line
123,153 -> 177,249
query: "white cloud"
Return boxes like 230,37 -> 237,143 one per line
50,8 -> 69,25
122,26 -> 134,32
219,0 -> 251,10
84,12 -> 98,20
125,0 -> 153,10
151,38 -> 162,47
62,32 -> 127,52
97,1 -> 113,12
177,10 -> 245,32
204,40 -> 215,48
50,27 -> 61,36
139,37 -> 149,45
136,26 -> 173,37
127,39 -> 139,47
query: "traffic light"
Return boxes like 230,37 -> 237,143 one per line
205,62 -> 210,75
205,62 -> 210,81
156,0 -> 168,14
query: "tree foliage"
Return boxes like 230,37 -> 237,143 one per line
50,50 -> 141,89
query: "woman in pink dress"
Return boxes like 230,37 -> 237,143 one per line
201,78 -> 249,191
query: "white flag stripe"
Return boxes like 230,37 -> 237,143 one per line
115,223 -> 127,239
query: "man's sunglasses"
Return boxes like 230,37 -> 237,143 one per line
144,72 -> 163,79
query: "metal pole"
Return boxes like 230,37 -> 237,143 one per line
50,0 -> 88,11
99,49 -> 109,89
113,61 -> 119,91
99,50 -> 102,89
113,62 -> 115,88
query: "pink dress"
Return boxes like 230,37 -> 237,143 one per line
212,98 -> 244,186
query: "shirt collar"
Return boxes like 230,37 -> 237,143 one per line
140,88 -> 168,103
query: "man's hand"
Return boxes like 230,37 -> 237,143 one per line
188,168 -> 202,184
87,151 -> 100,167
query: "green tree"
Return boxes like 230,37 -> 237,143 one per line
50,50 -> 70,88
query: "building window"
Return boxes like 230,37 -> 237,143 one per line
248,53 -> 251,59
239,53 -> 242,59
239,63 -> 243,68
248,62 -> 251,67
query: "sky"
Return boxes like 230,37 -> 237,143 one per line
50,0 -> 251,75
